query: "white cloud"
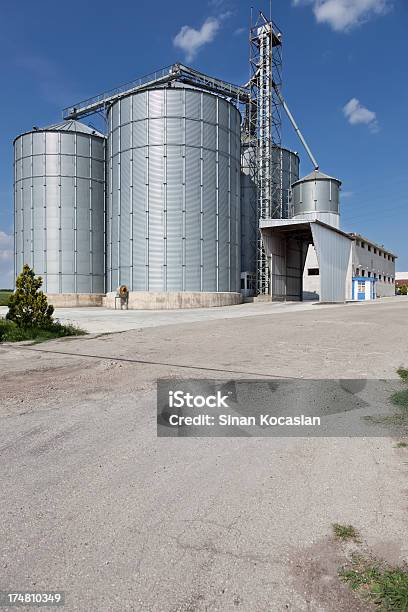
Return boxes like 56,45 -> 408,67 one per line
343,98 -> 379,132
173,17 -> 221,62
292,0 -> 392,32
234,27 -> 246,35
0,231 -> 13,289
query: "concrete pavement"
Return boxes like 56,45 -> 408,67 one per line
0,297 -> 407,611
0,297 -> 390,334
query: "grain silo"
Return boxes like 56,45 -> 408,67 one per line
291,170 -> 341,229
273,147 -> 300,219
105,84 -> 241,305
240,145 -> 300,283
14,121 -> 105,302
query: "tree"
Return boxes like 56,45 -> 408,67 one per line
400,284 -> 408,296
6,264 -> 54,329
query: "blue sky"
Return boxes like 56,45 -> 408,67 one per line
1,0 -> 407,287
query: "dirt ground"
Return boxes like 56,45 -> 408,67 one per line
0,298 -> 407,611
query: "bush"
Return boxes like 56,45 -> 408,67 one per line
400,285 -> 408,296
0,318 -> 85,343
6,264 -> 54,329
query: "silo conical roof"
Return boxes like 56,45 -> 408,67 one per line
292,169 -> 341,186
43,120 -> 105,138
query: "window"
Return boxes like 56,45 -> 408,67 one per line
374,248 -> 377,255
240,278 -> 245,290
368,245 -> 372,252
362,270 -> 365,277
358,281 -> 365,293
361,242 -> 365,249
308,268 -> 319,276
368,271 -> 371,278
379,274 -> 382,281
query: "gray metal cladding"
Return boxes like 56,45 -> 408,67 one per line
240,143 -> 257,274
14,125 -> 105,293
271,147 -> 300,219
106,86 -> 241,293
311,223 -> 352,303
240,146 -> 299,274
292,170 -> 341,218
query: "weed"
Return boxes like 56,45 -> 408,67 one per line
340,555 -> 408,611
332,523 -> 360,542
391,390 -> 408,411
364,414 -> 408,426
397,368 -> 408,383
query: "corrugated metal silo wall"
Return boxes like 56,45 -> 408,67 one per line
14,130 -> 105,293
240,147 -> 300,275
106,86 -> 241,292
292,178 -> 340,217
240,143 -> 257,274
272,147 -> 300,219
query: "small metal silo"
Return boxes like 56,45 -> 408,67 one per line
291,170 -> 341,229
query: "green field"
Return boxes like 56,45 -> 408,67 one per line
0,291 -> 12,307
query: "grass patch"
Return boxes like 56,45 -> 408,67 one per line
340,555 -> 408,611
397,368 -> 408,383
332,523 -> 360,542
364,414 -> 408,426
363,370 -> 408,428
395,441 -> 408,448
0,290 -> 12,306
391,390 -> 408,411
0,318 -> 85,343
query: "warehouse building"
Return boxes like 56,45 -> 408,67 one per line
302,234 -> 396,301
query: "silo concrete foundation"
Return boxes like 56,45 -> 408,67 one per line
103,291 -> 241,309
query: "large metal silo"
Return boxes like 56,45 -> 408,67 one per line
106,85 -> 241,293
291,170 -> 341,229
14,121 -> 105,294
240,145 -> 299,277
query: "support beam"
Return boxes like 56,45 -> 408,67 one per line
273,84 -> 319,170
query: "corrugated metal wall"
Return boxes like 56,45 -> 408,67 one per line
272,147 -> 300,219
311,223 -> 352,303
240,143 -> 257,274
240,146 -> 299,275
292,177 -> 340,217
106,86 -> 241,292
14,129 -> 105,293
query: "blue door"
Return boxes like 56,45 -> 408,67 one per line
357,280 -> 365,301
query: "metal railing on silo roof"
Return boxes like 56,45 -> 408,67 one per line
63,64 -> 250,121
